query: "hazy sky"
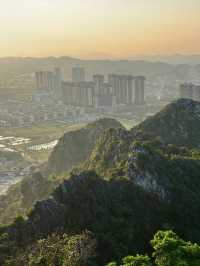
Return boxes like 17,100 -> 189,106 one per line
0,0 -> 200,58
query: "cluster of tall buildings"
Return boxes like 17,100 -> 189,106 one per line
62,67 -> 146,108
35,67 -> 146,108
180,83 -> 200,102
108,74 -> 145,105
71,66 -> 86,83
35,68 -> 62,98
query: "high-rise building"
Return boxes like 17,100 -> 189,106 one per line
72,67 -> 85,83
62,70 -> 146,108
108,74 -> 119,102
127,75 -> 134,104
79,81 -> 95,106
118,75 -> 128,104
35,68 -> 62,99
62,81 -> 95,107
35,71 -> 53,91
54,67 -> 62,98
93,75 -> 104,95
95,82 -> 113,107
108,74 -> 139,105
46,71 -> 54,90
134,76 -> 146,105
62,82 -> 73,105
35,71 -> 47,90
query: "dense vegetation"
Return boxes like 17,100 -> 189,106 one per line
0,171 -> 168,265
134,98 -> 200,148
0,172 -> 57,224
0,231 -> 97,266
1,99 -> 200,265
107,230 -> 200,266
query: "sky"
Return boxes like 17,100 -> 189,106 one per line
0,0 -> 200,58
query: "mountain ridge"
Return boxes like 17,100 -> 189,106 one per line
1,99 -> 200,264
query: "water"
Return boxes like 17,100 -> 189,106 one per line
0,136 -> 31,152
0,135 -> 57,194
28,140 -> 58,151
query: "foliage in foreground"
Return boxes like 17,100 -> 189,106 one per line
107,230 -> 200,266
2,231 -> 97,266
3,230 -> 200,266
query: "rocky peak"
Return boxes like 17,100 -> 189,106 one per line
46,118 -> 123,175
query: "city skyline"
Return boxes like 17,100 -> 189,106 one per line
0,0 -> 200,58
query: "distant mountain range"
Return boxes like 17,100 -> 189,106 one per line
0,56 -> 200,82
129,54 -> 200,65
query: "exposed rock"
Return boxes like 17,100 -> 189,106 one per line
46,118 -> 123,175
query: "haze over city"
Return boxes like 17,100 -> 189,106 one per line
0,0 -> 200,58
1,1 -> 200,265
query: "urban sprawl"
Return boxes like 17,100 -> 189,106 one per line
0,66 -> 199,128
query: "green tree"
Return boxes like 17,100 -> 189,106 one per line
62,231 -> 97,266
121,255 -> 152,266
106,255 -> 152,266
151,230 -> 200,266
4,232 -> 96,266
107,230 -> 200,266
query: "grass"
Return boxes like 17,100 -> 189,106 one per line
0,122 -> 85,163
0,122 -> 84,143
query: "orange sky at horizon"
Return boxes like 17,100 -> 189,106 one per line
0,0 -> 200,58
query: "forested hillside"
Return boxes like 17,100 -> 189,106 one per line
1,99 -> 200,265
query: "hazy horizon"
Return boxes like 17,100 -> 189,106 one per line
0,0 -> 200,58
1,53 -> 200,60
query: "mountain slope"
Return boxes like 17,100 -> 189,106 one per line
0,118 -> 123,225
85,100 -> 200,200
0,171 -> 168,265
133,98 -> 200,148
1,99 -> 200,265
46,118 -> 123,175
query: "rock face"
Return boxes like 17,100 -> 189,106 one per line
46,118 -> 123,175
85,99 -> 200,199
127,142 -> 167,199
85,127 -> 132,176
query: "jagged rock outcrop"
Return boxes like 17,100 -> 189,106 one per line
85,127 -> 132,176
46,118 -> 123,175
126,141 -> 167,199
85,99 -> 200,198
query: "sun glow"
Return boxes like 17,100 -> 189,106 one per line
0,0 -> 199,58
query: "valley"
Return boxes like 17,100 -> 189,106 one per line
0,118 -> 138,195
0,122 -> 84,195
